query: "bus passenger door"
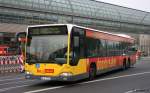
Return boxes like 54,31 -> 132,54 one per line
69,27 -> 87,75
70,28 -> 85,65
71,34 -> 80,66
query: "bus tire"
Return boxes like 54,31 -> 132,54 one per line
89,63 -> 97,80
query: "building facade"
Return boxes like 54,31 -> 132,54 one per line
0,0 -> 150,55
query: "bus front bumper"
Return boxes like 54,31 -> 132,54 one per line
25,74 -> 88,81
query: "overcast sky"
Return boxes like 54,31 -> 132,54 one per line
97,0 -> 150,12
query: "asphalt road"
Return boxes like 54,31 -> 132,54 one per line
0,57 -> 150,93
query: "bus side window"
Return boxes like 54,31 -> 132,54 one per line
86,38 -> 99,57
99,39 -> 107,57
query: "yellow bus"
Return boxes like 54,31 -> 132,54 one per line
25,24 -> 137,81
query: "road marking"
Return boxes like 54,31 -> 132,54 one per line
124,90 -> 136,93
24,86 -> 64,93
0,77 -> 24,82
24,71 -> 150,93
0,85 -> 29,92
0,80 -> 35,86
125,89 -> 150,93
80,71 -> 150,84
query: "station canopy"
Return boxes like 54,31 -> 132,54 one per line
0,0 -> 150,33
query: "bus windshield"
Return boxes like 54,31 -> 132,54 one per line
27,26 -> 68,64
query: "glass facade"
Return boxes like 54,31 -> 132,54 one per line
0,0 -> 150,34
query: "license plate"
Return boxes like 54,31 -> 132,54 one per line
35,63 -> 40,68
41,77 -> 51,80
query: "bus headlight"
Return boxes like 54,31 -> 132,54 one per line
26,71 -> 32,75
60,72 -> 73,77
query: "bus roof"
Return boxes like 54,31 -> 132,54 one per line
28,24 -> 135,43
